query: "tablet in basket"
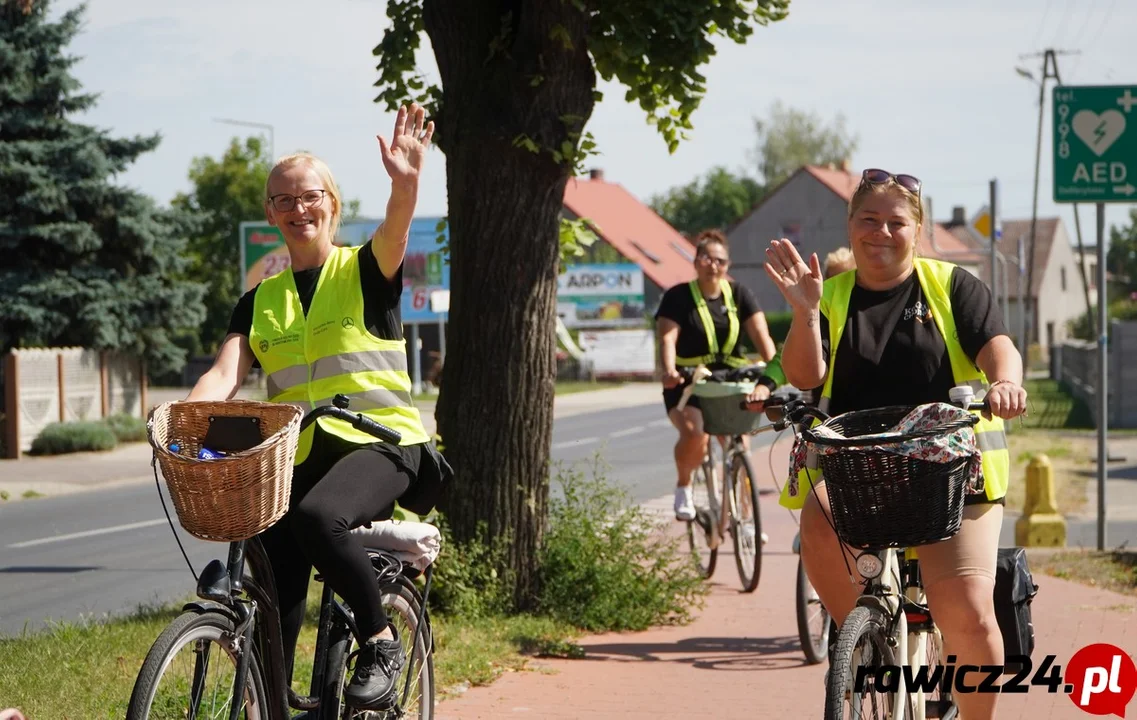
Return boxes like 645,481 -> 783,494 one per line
202,415 -> 264,454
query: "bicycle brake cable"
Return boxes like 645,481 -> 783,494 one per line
152,455 -> 198,582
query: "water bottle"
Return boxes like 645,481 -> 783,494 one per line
197,447 -> 226,460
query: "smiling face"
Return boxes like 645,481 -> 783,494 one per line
264,157 -> 341,251
847,184 -> 922,279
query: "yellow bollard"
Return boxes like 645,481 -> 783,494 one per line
1014,454 -> 1067,547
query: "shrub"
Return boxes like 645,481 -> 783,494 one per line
537,456 -> 709,632
427,515 -> 513,619
30,421 -> 117,455
102,413 -> 146,443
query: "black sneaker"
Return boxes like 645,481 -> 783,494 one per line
344,627 -> 406,709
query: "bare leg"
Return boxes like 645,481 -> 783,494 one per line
918,504 -> 1005,720
668,406 -> 707,487
799,481 -> 863,627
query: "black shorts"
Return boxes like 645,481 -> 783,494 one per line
663,377 -> 700,413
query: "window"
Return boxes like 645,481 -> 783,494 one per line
1061,266 -> 1067,291
630,241 -> 661,264
670,241 -> 694,262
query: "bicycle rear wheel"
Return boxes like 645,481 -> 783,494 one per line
686,444 -> 720,578
126,609 -> 266,720
795,557 -> 831,664
321,579 -> 434,719
825,605 -> 899,720
728,449 -> 763,592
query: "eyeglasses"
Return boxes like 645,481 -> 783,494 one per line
860,169 -> 921,197
698,254 -> 729,267
268,189 -> 327,213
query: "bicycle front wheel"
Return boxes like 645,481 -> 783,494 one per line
321,579 -> 435,719
126,609 -> 267,720
728,450 -> 763,592
825,605 -> 899,720
795,557 -> 831,665
686,445 -> 720,578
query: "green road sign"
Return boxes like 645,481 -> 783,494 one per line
1053,84 -> 1137,203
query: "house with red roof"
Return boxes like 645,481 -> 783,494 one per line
726,164 -> 983,316
561,168 -> 705,318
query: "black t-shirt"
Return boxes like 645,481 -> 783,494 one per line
228,242 -> 404,369
654,280 -> 761,366
818,266 -> 1006,416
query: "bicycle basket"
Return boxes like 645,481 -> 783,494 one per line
802,405 -> 979,550
147,400 -> 303,542
692,380 -> 765,436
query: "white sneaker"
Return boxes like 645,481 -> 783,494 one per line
674,485 -> 696,521
761,531 -> 770,545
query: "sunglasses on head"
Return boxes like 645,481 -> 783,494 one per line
860,168 -> 921,196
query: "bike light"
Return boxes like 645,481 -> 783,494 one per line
855,552 -> 884,579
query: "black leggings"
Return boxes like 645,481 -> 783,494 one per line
259,445 -> 411,677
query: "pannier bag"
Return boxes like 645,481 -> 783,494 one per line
993,546 -> 1039,673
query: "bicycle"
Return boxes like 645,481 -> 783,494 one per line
675,362 -> 771,593
762,385 -> 990,720
128,395 -> 436,720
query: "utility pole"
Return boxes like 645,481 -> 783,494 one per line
1018,48 -> 1089,348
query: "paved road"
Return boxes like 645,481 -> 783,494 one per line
0,402 -> 780,637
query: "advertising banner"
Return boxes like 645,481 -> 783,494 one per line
239,217 -> 450,324
556,263 -> 646,328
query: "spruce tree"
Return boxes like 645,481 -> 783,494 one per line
0,0 -> 205,379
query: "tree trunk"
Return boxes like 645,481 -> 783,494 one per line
423,1 -> 595,608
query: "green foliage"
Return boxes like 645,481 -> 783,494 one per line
0,0 -> 206,377
650,166 -> 765,237
30,421 -> 117,455
1066,299 -> 1137,341
1107,208 -> 1137,295
558,216 -> 600,268
170,137 -> 271,357
427,516 -> 513,619
102,413 -> 146,442
589,1 -> 791,154
537,457 -> 709,632
751,100 -> 859,187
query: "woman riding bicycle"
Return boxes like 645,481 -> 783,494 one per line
765,168 -> 1027,720
185,104 -> 452,711
654,229 -> 777,521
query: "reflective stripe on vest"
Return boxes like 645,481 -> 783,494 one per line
675,280 -> 749,368
778,260 -> 1010,510
249,245 -> 430,464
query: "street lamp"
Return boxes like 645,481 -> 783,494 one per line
212,118 -> 275,160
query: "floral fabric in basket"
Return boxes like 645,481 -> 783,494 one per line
787,402 -> 984,498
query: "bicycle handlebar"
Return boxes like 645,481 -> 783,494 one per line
297,394 -> 403,445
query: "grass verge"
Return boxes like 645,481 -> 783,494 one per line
0,455 -> 702,717
1027,549 -> 1137,599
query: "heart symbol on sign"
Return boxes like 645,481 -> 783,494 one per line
1072,109 -> 1127,157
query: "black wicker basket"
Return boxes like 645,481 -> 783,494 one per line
802,405 -> 979,551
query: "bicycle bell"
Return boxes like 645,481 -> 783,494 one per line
948,384 -> 975,408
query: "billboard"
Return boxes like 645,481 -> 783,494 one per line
238,217 -> 450,324
556,263 -> 646,328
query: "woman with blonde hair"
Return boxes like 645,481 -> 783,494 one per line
186,104 -> 452,710
765,168 -> 1026,720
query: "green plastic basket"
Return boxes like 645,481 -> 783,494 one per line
692,381 -> 764,436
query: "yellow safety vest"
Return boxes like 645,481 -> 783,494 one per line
675,280 -> 750,369
778,258 -> 1010,509
249,245 -> 431,465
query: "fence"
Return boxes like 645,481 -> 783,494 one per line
1052,319 -> 1137,428
2,347 -> 146,459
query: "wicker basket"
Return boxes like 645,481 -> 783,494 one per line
147,400 -> 303,542
692,381 -> 764,436
804,406 -> 978,551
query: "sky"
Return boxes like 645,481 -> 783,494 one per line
54,0 -> 1137,245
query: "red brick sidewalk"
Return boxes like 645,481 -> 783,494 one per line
437,435 -> 1137,720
